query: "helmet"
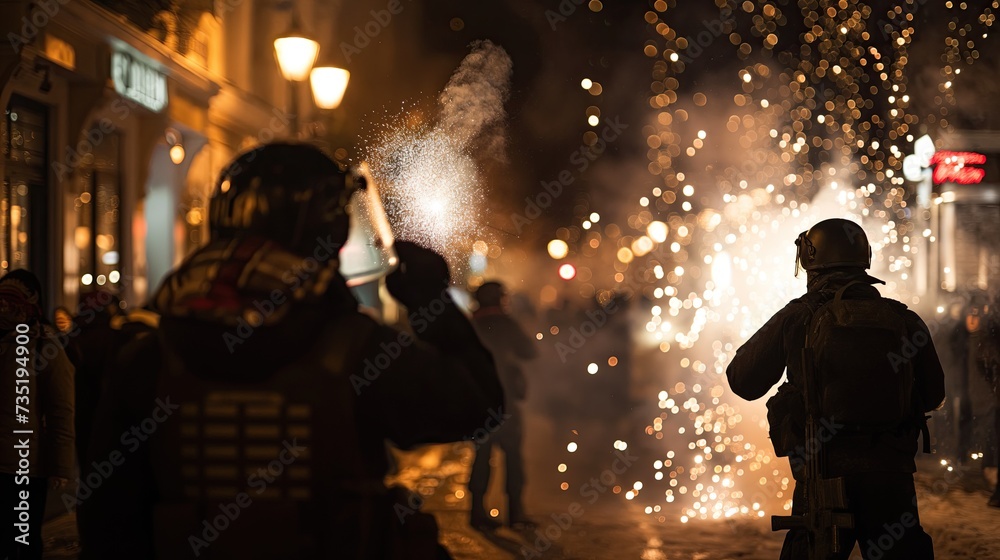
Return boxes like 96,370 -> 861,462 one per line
209,142 -> 362,256
794,218 -> 871,276
475,281 -> 506,308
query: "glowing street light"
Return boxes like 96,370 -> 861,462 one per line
274,12 -> 320,136
273,22 -> 319,82
310,67 -> 350,110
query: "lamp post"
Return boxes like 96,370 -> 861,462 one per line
904,134 -> 936,297
304,66 -> 350,140
273,12 -> 319,137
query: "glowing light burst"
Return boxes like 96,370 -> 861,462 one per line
550,0 -> 997,525
368,128 -> 482,257
363,40 -> 511,266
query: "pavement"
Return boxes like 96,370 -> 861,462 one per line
37,447 -> 1000,559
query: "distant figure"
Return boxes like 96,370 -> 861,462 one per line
469,281 -> 537,530
0,270 -> 75,560
79,143 -> 503,559
727,218 -> 944,559
955,298 -> 1000,507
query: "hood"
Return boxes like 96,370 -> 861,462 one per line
150,236 -> 358,380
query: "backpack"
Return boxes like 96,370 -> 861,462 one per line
806,281 -> 914,429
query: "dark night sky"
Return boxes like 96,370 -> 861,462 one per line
329,0 -> 651,247
327,0 -> 999,253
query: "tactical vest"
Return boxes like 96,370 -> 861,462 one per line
769,282 -> 928,464
807,282 -> 914,428
148,313 -> 382,559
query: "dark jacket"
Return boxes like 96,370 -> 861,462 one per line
726,270 -> 946,476
79,238 -> 504,559
472,306 -> 537,401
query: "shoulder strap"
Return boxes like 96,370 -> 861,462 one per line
833,280 -> 865,303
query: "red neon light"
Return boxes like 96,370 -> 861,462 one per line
931,151 -> 987,184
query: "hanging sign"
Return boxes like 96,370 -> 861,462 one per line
111,50 -> 167,112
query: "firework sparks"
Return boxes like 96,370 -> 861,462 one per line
364,40 -> 512,266
544,0 -> 999,526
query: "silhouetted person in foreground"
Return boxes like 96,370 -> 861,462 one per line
727,218 -> 945,560
0,269 -> 75,560
79,143 -> 503,559
468,281 -> 537,530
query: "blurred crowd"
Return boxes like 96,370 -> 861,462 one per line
932,290 -> 1000,506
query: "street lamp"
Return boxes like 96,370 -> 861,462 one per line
903,134 -> 936,296
310,67 -> 350,110
273,12 -> 319,136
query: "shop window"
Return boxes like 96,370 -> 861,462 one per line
74,130 -> 122,289
1,96 -> 48,282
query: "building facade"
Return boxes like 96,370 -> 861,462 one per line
0,0 -> 341,313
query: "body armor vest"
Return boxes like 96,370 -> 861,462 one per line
147,313 -> 381,559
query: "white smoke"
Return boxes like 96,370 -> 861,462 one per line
437,40 -> 513,159
366,40 -> 513,262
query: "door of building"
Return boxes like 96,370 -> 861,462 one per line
2,95 -> 50,305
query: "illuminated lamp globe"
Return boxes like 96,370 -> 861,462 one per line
274,27 -> 320,81
310,67 -> 350,109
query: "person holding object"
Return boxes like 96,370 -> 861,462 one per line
0,269 -> 75,560
726,218 -> 944,559
79,143 -> 504,559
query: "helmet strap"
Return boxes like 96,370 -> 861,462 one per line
794,232 -> 806,278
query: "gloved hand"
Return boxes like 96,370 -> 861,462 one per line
386,241 -> 451,309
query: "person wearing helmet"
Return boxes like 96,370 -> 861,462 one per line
727,218 -> 945,559
467,280 -> 537,530
79,143 -> 504,559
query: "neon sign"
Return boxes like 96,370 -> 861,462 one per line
931,151 -> 986,185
